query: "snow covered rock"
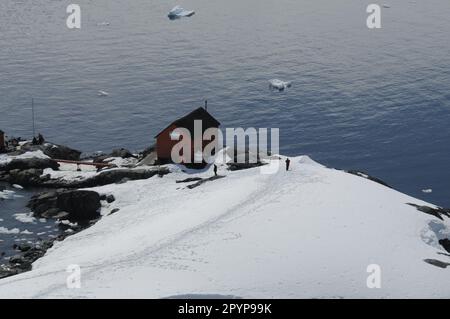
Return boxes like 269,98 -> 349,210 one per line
19,142 -> 82,161
110,148 -> 135,159
0,158 -> 58,172
269,79 -> 292,91
168,5 -> 195,20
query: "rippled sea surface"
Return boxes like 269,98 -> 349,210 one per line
1,0 -> 450,206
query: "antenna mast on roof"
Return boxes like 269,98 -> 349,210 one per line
31,98 -> 36,138
204,100 -> 208,111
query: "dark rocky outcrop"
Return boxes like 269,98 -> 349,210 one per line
0,266 -> 19,279
42,144 -> 81,161
0,158 -> 59,172
0,240 -> 54,279
100,194 -> 116,203
439,239 -> 450,253
176,177 -> 203,183
111,148 -> 135,159
108,208 -> 120,216
140,145 -> 155,159
27,190 -> 101,222
345,170 -> 392,189
1,167 -> 170,188
227,162 -> 265,171
0,168 -> 47,186
186,175 -> 226,189
424,259 -> 450,269
18,142 -> 82,161
407,203 -> 450,221
41,168 -> 170,188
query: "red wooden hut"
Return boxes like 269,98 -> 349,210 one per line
155,106 -> 220,164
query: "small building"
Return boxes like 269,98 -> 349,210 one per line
155,106 -> 220,164
0,129 -> 5,152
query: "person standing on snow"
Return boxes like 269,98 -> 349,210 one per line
213,164 -> 218,176
285,158 -> 290,171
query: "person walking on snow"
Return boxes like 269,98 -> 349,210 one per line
213,164 -> 218,176
285,158 -> 290,171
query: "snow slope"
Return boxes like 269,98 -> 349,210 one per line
0,156 -> 449,298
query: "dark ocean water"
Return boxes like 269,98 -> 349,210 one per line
1,0 -> 450,206
0,183 -> 63,261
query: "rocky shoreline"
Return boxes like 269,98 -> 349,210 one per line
0,141 -> 167,279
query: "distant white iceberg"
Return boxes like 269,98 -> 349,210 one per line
98,90 -> 109,97
269,79 -> 292,91
168,5 -> 195,20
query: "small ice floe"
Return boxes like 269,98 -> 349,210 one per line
0,226 -> 20,235
13,213 -> 36,224
98,90 -> 109,97
97,21 -> 110,26
21,229 -> 33,235
0,190 -> 22,200
269,79 -> 292,91
168,5 -> 195,20
422,189 -> 433,194
59,219 -> 78,227
12,184 -> 23,190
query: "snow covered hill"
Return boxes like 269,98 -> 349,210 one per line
0,155 -> 449,298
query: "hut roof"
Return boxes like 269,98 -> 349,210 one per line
155,107 -> 220,138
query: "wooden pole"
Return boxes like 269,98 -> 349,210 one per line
31,98 -> 35,138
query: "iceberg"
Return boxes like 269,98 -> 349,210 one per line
168,5 -> 195,20
269,79 -> 292,91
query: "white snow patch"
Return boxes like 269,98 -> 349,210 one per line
1,150 -> 50,169
0,155 -> 449,298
